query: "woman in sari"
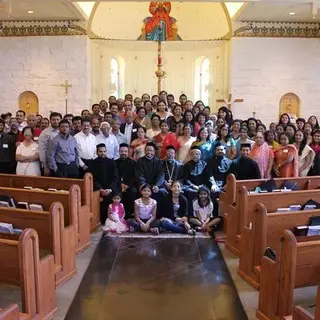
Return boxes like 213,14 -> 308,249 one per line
250,132 -> 274,178
191,127 -> 214,163
216,125 -> 237,160
167,105 -> 183,133
156,100 -> 172,120
130,126 -> 149,160
135,107 -> 151,130
153,120 -> 179,159
303,122 -> 313,145
264,130 -> 279,151
309,130 -> 320,176
177,124 -> 196,163
273,132 -> 299,177
183,110 -> 199,137
294,130 -> 315,177
146,114 -> 161,140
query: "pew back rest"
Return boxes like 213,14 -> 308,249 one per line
240,188 -> 320,227
0,173 -> 92,207
226,174 -> 320,206
0,202 -> 63,251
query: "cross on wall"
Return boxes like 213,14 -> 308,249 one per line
216,94 -> 244,110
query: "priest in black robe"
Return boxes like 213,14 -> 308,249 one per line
183,146 -> 207,213
89,143 -> 119,224
116,143 -> 138,218
162,145 -> 183,193
135,142 -> 165,201
228,143 -> 261,180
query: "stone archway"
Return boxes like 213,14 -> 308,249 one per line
279,93 -> 300,118
18,91 -> 39,116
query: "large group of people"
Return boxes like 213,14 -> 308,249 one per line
0,91 -> 319,234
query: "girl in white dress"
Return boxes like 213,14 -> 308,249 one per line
16,126 -> 41,176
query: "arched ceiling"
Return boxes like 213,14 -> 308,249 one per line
89,2 -> 232,40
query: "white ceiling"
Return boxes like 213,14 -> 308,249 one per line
234,2 -> 320,22
0,0 -> 85,21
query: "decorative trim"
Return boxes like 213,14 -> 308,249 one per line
0,21 -> 87,37
234,21 -> 320,38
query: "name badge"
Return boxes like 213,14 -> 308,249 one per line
3,144 -> 8,148
283,149 -> 289,153
132,128 -> 137,132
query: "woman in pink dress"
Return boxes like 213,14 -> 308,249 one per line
103,194 -> 128,233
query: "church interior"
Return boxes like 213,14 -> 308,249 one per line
1,0 -> 320,320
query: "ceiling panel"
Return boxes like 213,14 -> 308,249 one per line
0,0 -> 84,21
235,2 -> 320,22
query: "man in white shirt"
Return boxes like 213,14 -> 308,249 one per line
16,110 -> 27,131
96,121 -> 119,160
74,118 -> 97,178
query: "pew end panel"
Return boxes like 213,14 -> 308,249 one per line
0,229 -> 57,319
225,204 -> 240,256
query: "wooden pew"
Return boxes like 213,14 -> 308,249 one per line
0,185 -> 90,253
0,305 -> 30,320
220,174 -> 320,235
0,229 -> 57,319
239,203 -> 320,289
226,188 -> 320,256
284,286 -> 320,320
0,173 -> 100,232
0,202 -> 76,286
257,230 -> 320,320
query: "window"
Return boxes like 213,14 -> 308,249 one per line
200,58 -> 210,105
110,58 -> 120,98
195,57 -> 210,105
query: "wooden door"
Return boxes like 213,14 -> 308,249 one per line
279,93 -> 300,118
18,91 -> 39,116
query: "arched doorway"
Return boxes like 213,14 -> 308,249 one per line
18,91 -> 39,116
279,93 -> 300,118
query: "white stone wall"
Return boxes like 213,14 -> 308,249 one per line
230,37 -> 320,124
0,35 -> 91,117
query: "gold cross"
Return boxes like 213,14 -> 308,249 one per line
217,94 -> 243,110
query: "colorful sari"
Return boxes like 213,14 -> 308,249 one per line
130,138 -> 148,160
177,136 -> 196,163
298,145 -> 315,177
250,142 -> 273,178
154,132 -> 179,159
274,144 -> 299,177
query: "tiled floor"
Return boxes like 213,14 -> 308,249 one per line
65,237 -> 248,320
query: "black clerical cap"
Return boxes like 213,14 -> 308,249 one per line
241,143 -> 251,149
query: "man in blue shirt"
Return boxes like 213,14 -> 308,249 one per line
47,119 -> 79,178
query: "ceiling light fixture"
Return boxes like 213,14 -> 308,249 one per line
28,10 -> 34,14
289,12 -> 295,15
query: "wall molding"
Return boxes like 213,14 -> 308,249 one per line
0,20 -> 87,37
234,21 -> 320,38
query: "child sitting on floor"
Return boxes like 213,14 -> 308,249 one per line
127,184 -> 161,234
189,186 -> 221,233
103,194 -> 128,234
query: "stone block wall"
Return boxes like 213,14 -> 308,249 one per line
230,37 -> 320,124
0,35 -> 91,117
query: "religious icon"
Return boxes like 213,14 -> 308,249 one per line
139,2 -> 181,41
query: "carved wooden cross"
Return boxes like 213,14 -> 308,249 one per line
216,94 -> 243,110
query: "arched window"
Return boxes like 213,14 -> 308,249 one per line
195,57 -> 210,105
110,58 -> 120,98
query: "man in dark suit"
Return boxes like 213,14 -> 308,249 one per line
120,111 -> 139,143
116,143 -> 138,218
89,143 -> 119,224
